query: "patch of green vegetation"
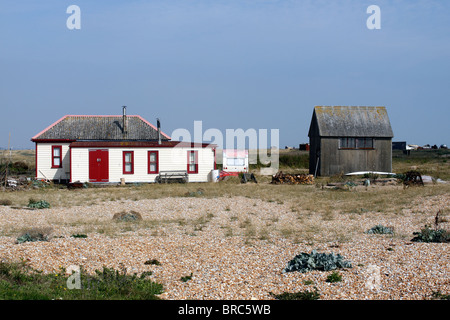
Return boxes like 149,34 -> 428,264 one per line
431,291 -> 450,300
366,225 -> 394,235
326,271 -> 342,283
411,225 -> 449,243
249,151 -> 309,170
16,233 -> 47,244
144,259 -> 161,266
284,250 -> 352,273
181,273 -> 193,282
27,199 -> 50,209
269,288 -> 320,300
278,154 -> 309,169
71,234 -> 88,238
0,261 -> 163,300
0,161 -> 32,175
16,228 -> 52,244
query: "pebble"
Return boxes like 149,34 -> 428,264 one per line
0,194 -> 448,300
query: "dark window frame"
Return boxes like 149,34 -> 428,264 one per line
357,137 -> 374,149
339,137 -> 374,150
339,137 -> 356,149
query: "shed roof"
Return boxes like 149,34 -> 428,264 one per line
309,106 -> 394,138
32,115 -> 171,141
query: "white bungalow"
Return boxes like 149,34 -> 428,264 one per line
31,107 -> 217,184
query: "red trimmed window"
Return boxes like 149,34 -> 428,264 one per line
148,151 -> 159,174
187,150 -> 198,174
123,151 -> 134,174
51,146 -> 62,168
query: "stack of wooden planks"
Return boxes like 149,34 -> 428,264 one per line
271,171 -> 314,185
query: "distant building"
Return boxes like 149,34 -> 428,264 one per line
299,143 -> 310,151
393,141 -> 413,155
308,106 -> 394,176
392,141 -> 407,150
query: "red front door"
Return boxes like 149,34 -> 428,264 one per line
89,149 -> 109,182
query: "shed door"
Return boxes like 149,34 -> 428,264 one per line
89,149 -> 109,182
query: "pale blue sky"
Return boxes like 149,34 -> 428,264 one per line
1,0 -> 449,149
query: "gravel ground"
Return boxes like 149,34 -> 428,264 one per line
0,193 -> 448,300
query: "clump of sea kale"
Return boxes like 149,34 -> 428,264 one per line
27,199 -> 51,209
16,227 -> 52,244
411,210 -> 450,243
366,225 -> 394,235
283,250 -> 352,273
411,225 -> 449,243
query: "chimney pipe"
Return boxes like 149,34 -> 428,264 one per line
122,106 -> 127,134
157,118 -> 161,145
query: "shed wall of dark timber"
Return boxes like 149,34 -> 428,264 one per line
308,106 -> 393,176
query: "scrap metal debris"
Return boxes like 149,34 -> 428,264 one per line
403,170 -> 424,187
241,173 -> 257,184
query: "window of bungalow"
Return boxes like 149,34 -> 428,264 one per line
52,146 -> 62,168
123,151 -> 134,174
148,151 -> 159,174
187,150 -> 198,174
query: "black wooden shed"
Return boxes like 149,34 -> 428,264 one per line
308,106 -> 394,176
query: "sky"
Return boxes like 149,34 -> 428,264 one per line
0,0 -> 449,149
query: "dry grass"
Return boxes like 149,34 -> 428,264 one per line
392,149 -> 450,180
1,149 -> 35,167
1,173 -> 449,215
1,148 -> 449,242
